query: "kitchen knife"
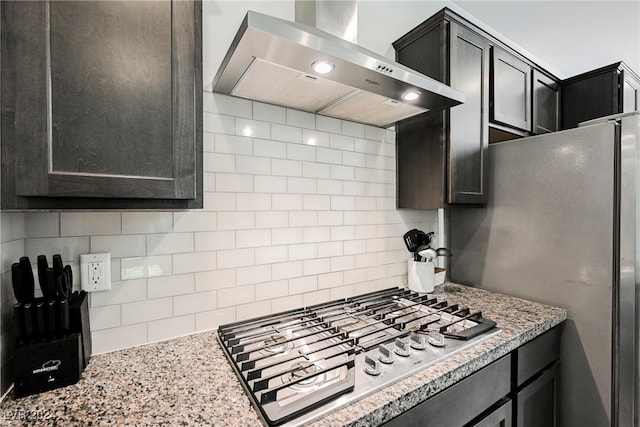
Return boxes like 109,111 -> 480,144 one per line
46,268 -> 57,299
37,255 -> 51,298
13,303 -> 24,344
52,254 -> 64,280
46,300 -> 56,336
59,299 -> 70,333
11,263 -> 24,303
18,257 -> 35,303
35,302 -> 45,339
22,303 -> 33,342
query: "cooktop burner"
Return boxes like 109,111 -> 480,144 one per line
217,287 -> 501,426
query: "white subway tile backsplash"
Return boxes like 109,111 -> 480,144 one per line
215,173 -> 254,193
330,165 -> 354,181
212,93 -> 252,118
92,324 -> 147,354
216,248 -> 255,269
303,290 -> 331,306
255,245 -> 288,265
254,176 -> 287,194
174,290 -> 218,315
217,211 -> 255,230
316,115 -> 341,134
122,213 -> 172,235
195,269 -> 236,292
194,231 -> 235,252
256,211 -> 288,229
272,228 -> 303,246
25,237 -> 90,263
218,285 -> 255,307
236,118 -> 270,139
287,144 -> 316,162
121,297 -> 172,325
255,280 -> 289,301
302,129 -> 330,148
173,212 -> 217,233
272,124 -> 302,144
195,307 -> 236,331
272,159 -> 302,177
236,155 -> 271,175
91,279 -> 147,307
173,251 -> 217,274
237,264 -> 272,286
286,109 -> 316,129
289,211 -> 317,227
237,300 -> 272,321
147,233 -> 194,256
317,179 -> 343,195
202,153 -> 236,174
121,256 -> 172,280
89,305 -> 121,331
271,261 -> 303,280
24,213 -> 58,238
2,240 -> 24,273
236,229 -> 271,248
303,195 -> 330,210
204,112 -> 235,135
148,315 -> 195,342
148,274 -> 195,299
254,139 -> 287,159
254,103 -> 286,124
16,96 -> 434,357
236,193 -> 271,211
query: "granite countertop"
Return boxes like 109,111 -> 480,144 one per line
0,283 -> 567,426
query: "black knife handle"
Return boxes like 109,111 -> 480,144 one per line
23,303 -> 33,341
59,299 -> 70,333
52,254 -> 64,279
37,255 -> 49,295
47,300 -> 57,336
13,303 -> 24,344
11,263 -> 23,304
19,257 -> 35,302
47,268 -> 57,299
35,302 -> 45,339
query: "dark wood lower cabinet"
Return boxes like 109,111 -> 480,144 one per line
515,363 -> 559,427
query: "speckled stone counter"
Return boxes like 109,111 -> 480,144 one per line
0,283 -> 566,426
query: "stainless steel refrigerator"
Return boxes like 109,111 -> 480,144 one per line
449,111 -> 640,427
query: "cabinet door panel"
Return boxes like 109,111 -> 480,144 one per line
3,1 -> 201,205
492,48 -> 532,132
474,400 -> 512,427
516,363 -> 558,427
532,70 -> 560,134
622,72 -> 639,113
448,24 -> 490,205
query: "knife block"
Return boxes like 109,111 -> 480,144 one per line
12,333 -> 83,398
69,291 -> 92,368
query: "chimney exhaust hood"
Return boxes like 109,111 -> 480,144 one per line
212,8 -> 464,128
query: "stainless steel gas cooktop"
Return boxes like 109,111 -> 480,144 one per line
217,287 -> 501,426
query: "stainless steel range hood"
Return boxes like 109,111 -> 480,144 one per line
212,7 -> 464,128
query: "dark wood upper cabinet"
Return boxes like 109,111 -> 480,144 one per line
491,47 -> 532,132
561,61 -> 639,130
1,1 -> 202,209
532,70 -> 560,134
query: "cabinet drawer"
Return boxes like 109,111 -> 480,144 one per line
383,355 -> 511,427
516,326 -> 561,386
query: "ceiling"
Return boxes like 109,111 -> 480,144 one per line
451,0 -> 640,79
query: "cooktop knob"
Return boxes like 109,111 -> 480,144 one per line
393,338 -> 410,357
378,344 -> 394,364
363,355 -> 381,376
409,332 -> 427,350
428,331 -> 446,347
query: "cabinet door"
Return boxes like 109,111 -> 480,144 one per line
622,70 -> 639,113
491,48 -> 532,132
473,400 -> 513,427
516,362 -> 559,427
532,70 -> 560,134
448,23 -> 490,205
1,1 -> 202,209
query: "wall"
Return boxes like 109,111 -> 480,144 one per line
0,0 -> 447,396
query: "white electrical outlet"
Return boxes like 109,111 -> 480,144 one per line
80,253 -> 111,292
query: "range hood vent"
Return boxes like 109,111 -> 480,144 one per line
212,9 -> 464,128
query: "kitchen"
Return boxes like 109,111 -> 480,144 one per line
0,0 -> 638,426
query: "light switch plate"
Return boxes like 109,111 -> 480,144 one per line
80,253 -> 111,292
